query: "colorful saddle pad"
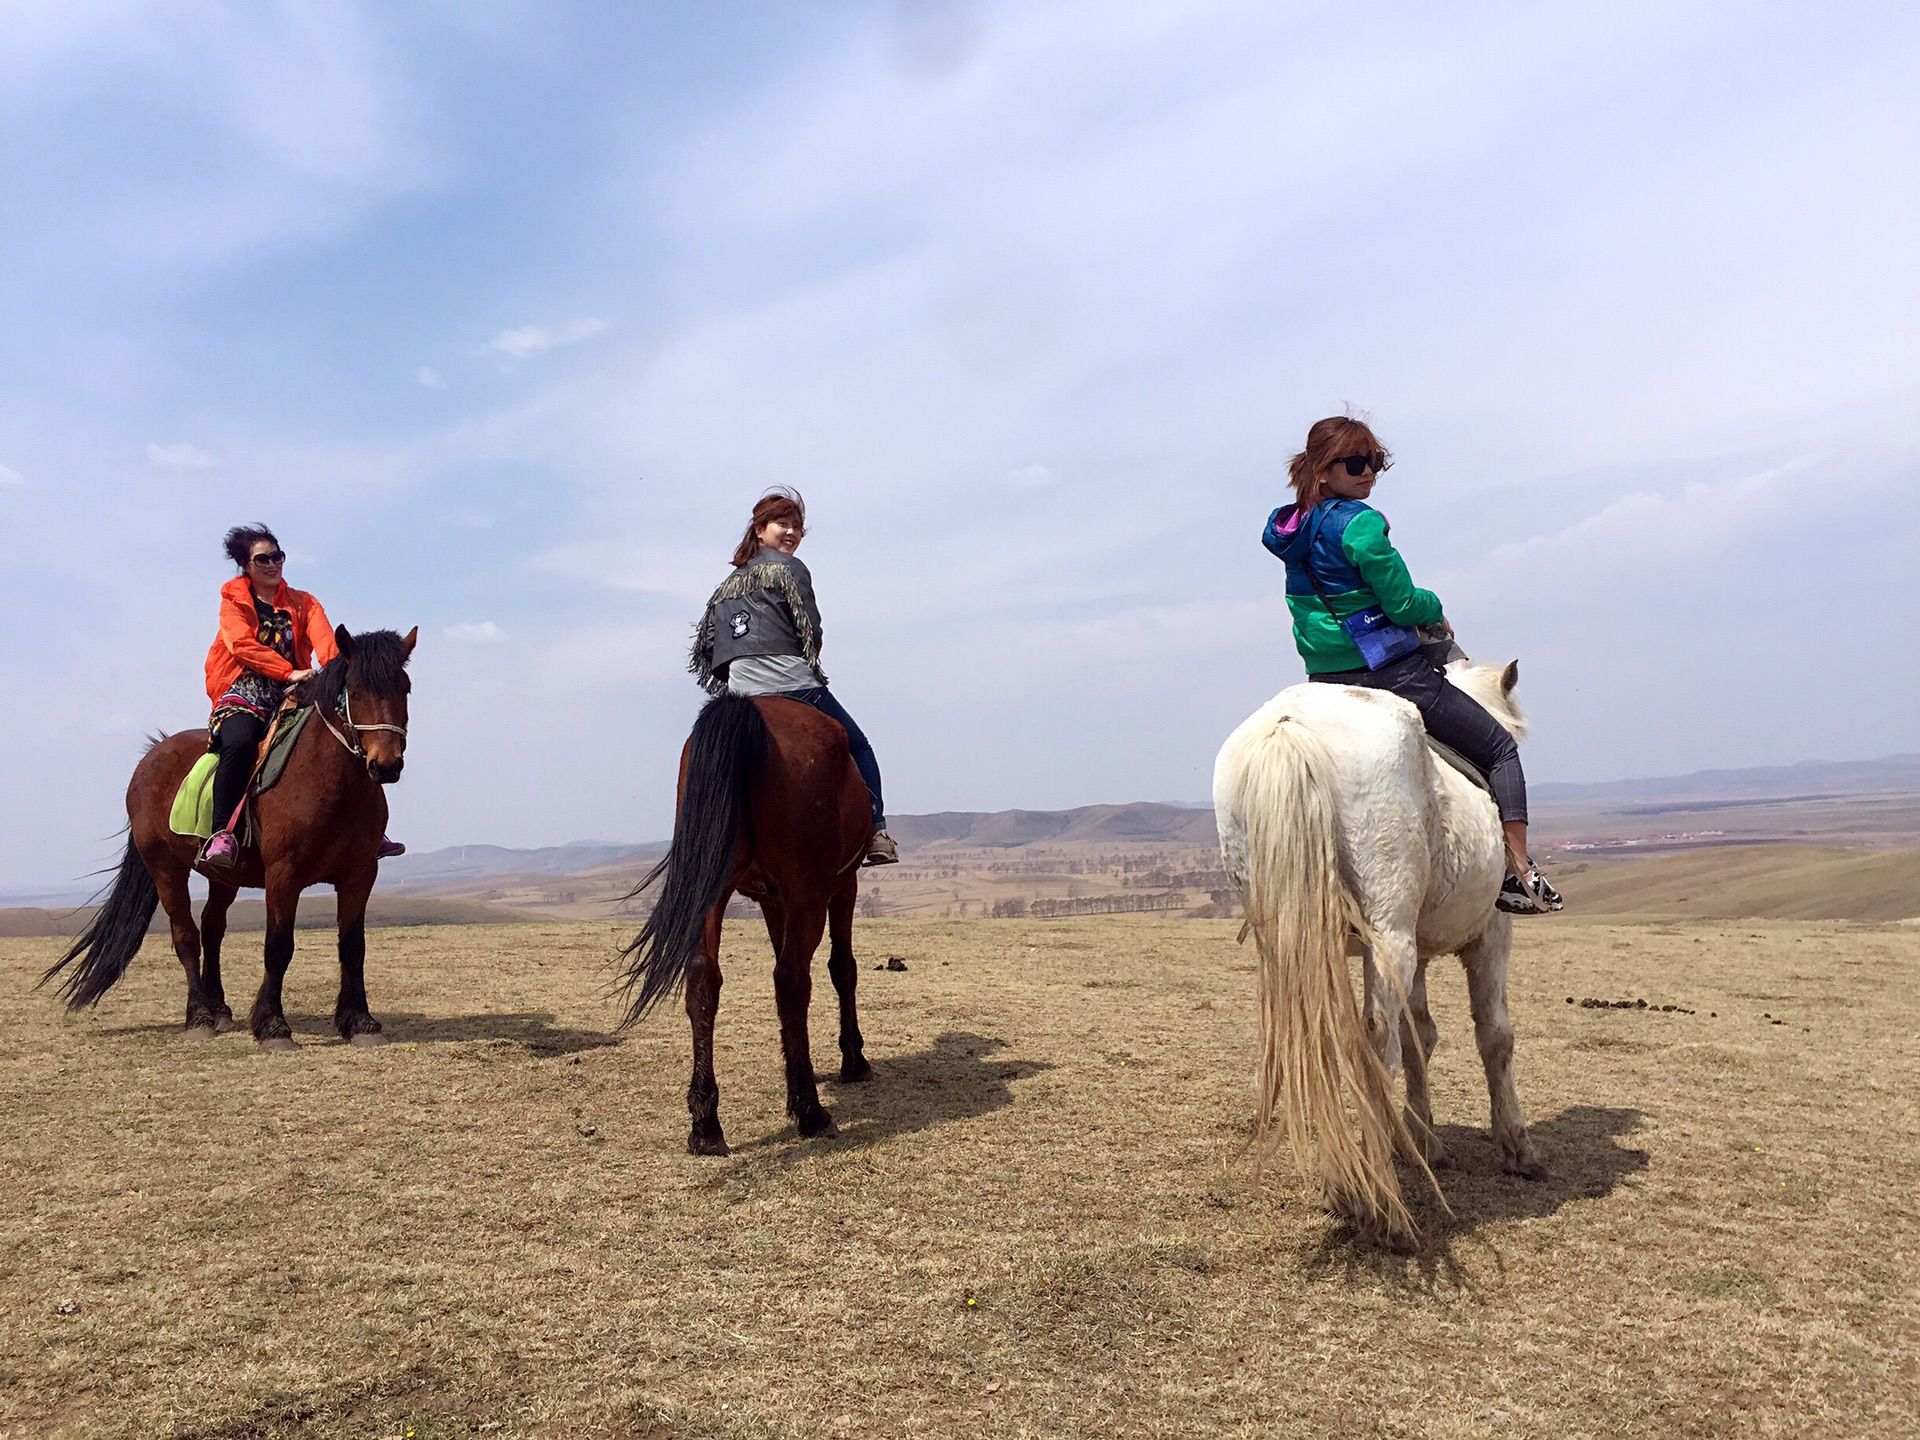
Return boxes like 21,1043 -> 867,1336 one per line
168,705 -> 315,839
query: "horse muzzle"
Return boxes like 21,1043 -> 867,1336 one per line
367,756 -> 404,784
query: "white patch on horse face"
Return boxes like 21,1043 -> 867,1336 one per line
730,611 -> 750,638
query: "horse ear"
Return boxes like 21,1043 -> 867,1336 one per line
402,625 -> 418,656
1501,659 -> 1520,695
334,624 -> 353,658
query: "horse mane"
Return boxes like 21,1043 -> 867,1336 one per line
310,630 -> 412,714
1445,659 -> 1528,743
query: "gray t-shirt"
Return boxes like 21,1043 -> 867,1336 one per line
727,653 -> 819,696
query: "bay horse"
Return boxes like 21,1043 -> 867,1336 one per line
617,692 -> 873,1155
1212,658 -> 1547,1247
44,626 -> 417,1052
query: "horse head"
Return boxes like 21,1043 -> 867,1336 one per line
315,625 -> 417,783
1445,657 -> 1528,744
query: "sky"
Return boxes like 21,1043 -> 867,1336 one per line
3,0 -> 1918,891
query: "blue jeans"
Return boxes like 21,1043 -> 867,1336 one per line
782,686 -> 886,828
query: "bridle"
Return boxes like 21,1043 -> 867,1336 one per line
317,685 -> 408,760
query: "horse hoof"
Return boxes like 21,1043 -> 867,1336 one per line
687,1130 -> 731,1157
184,1024 -> 215,1042
213,1013 -> 238,1034
348,1031 -> 387,1049
1504,1156 -> 1549,1182
839,1057 -> 873,1083
797,1109 -> 839,1139
258,1036 -> 297,1055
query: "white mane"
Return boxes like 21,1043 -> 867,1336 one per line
1444,659 -> 1528,744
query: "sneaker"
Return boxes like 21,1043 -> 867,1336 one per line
377,836 -> 407,859
200,831 -> 240,868
1497,867 -> 1562,915
862,830 -> 899,867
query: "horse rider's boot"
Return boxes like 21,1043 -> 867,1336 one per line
863,830 -> 899,867
200,831 -> 241,868
377,835 -> 407,859
1497,863 -> 1563,915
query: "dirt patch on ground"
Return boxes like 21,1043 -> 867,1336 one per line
3,917 -> 1916,1437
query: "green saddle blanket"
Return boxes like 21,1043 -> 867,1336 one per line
169,706 -> 315,839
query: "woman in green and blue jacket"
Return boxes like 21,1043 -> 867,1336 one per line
1263,415 -> 1561,915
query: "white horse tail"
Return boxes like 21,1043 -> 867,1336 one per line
1215,707 -> 1419,1241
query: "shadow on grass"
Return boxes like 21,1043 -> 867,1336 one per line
719,1030 -> 1054,1165
94,1009 -> 619,1057
1302,1104 -> 1651,1289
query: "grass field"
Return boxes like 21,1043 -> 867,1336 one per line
3,916 -> 1916,1438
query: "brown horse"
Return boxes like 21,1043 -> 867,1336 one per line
44,626 -> 416,1051
618,693 -> 874,1154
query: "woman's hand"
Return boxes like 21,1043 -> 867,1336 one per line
286,668 -> 317,685
1433,617 -> 1454,639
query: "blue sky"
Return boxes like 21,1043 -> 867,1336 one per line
3,0 -> 1917,890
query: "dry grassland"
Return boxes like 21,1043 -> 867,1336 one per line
2,916 -> 1917,1439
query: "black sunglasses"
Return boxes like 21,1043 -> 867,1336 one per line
249,551 -> 286,566
1333,452 -> 1390,477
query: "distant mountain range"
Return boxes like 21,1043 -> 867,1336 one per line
9,754 -> 1916,912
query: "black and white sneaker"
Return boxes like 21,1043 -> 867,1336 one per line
1498,867 -> 1564,915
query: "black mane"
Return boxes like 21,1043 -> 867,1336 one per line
310,630 -> 412,714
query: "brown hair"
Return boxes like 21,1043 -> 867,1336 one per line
1286,416 -> 1391,509
729,487 -> 807,567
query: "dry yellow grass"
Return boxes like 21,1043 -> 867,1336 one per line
2,916 -> 1916,1438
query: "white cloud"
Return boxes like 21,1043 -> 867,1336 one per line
0,463 -> 22,487
1008,461 -> 1053,489
487,317 -> 608,360
146,441 -> 219,470
446,621 -> 507,644
416,365 -> 446,390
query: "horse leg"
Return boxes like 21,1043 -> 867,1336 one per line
200,882 -> 239,1032
1400,958 -> 1448,1168
686,904 -> 729,1155
827,878 -> 869,1081
1360,919 -> 1418,1079
774,902 -> 835,1138
332,866 -> 384,1046
151,858 -> 216,1036
248,881 -> 300,1053
1459,920 -> 1546,1181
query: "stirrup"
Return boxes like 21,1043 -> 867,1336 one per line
862,830 -> 899,867
199,832 -> 241,868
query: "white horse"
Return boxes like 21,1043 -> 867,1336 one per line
1213,658 -> 1546,1245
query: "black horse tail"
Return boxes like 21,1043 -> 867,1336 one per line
616,693 -> 768,1029
42,833 -> 159,1010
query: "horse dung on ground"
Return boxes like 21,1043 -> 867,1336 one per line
1213,658 -> 1548,1247
43,626 -> 418,1051
616,693 -> 875,1155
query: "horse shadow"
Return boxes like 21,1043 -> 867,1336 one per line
1302,1104 -> 1651,1289
719,1030 -> 1053,1166
94,1009 -> 619,1057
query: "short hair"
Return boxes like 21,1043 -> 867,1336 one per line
222,523 -> 280,572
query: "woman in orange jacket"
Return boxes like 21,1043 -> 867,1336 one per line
200,523 -> 403,866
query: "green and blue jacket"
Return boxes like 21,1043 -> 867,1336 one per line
1262,498 -> 1443,673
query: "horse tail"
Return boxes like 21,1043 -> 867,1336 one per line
1214,706 -> 1422,1241
615,693 -> 768,1029
41,833 -> 159,1010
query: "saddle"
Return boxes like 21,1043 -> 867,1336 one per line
170,704 -> 314,840
1428,738 -> 1493,797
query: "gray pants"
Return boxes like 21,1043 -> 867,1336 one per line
1310,651 -> 1528,823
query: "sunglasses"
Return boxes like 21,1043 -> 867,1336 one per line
1333,452 -> 1391,477
249,551 -> 286,566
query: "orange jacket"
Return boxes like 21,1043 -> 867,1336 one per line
203,575 -> 340,705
